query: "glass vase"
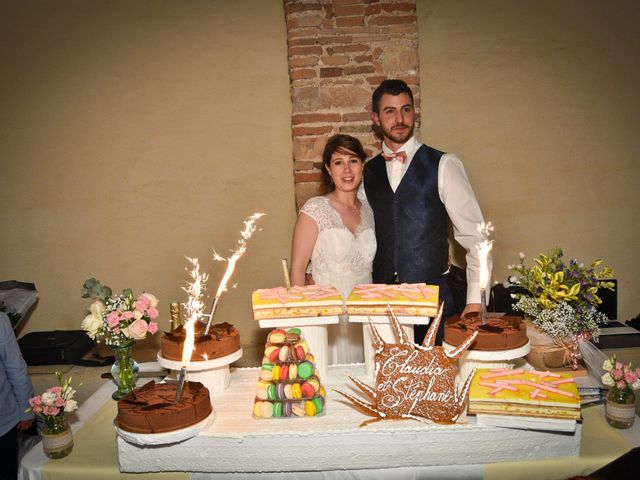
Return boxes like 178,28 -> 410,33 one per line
110,340 -> 139,400
41,416 -> 73,459
605,389 -> 636,429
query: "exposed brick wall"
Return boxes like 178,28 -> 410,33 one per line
284,0 -> 420,210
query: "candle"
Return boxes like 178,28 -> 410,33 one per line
282,258 -> 291,289
477,222 -> 494,325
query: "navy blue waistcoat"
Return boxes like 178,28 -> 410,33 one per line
364,144 -> 449,284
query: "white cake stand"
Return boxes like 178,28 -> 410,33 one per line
350,314 -> 432,377
443,341 -> 531,385
157,348 -> 243,394
257,316 -> 339,380
116,409 -> 215,446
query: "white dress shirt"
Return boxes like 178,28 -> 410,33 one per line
377,136 -> 490,305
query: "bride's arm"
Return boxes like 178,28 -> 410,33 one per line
290,213 -> 318,286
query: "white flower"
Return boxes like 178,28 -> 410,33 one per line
519,252 -> 525,259
81,313 -> 102,339
632,379 -> 640,391
89,300 -> 105,317
133,309 -> 143,320
141,292 -> 159,308
601,373 -> 615,387
41,392 -> 57,406
121,326 -> 131,338
64,398 -> 78,413
603,359 -> 613,371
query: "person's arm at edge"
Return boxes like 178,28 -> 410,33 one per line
438,154 -> 491,317
1,313 -> 35,430
290,212 -> 318,287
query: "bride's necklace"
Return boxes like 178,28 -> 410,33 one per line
329,195 -> 360,214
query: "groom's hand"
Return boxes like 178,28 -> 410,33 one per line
461,303 -> 481,318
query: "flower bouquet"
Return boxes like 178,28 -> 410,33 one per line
27,371 -> 79,459
81,278 -> 160,399
509,247 -> 615,368
601,355 -> 640,428
80,277 -> 159,345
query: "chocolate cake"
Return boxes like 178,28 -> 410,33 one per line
116,381 -> 212,433
160,321 -> 240,361
444,313 -> 528,351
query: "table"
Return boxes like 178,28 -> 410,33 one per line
19,365 -> 640,480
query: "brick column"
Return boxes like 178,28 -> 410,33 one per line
284,0 -> 420,210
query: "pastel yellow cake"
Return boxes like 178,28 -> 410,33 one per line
345,283 -> 439,317
252,285 -> 343,320
468,368 -> 581,420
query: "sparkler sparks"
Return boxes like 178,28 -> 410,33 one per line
176,257 -> 208,403
203,213 -> 265,335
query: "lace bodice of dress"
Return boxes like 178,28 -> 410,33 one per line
300,195 -> 376,298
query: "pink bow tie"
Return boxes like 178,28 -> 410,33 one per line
382,151 -> 407,164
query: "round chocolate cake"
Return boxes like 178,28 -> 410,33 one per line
444,313 -> 528,351
160,321 -> 240,361
116,381 -> 212,433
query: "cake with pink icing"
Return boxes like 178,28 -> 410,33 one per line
346,283 -> 439,317
251,285 -> 343,320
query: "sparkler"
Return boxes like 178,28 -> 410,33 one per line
176,257 -> 208,404
478,222 -> 494,326
203,213 -> 265,336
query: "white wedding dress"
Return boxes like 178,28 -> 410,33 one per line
300,195 -> 376,364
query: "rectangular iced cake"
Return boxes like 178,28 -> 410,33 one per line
345,283 -> 439,317
468,368 -> 581,420
252,285 -> 343,320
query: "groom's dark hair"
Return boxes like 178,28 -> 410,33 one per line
372,79 -> 414,113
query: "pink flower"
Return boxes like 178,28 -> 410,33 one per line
55,396 -> 65,407
43,405 -> 60,416
147,322 -> 158,334
612,369 -> 624,381
32,405 -> 43,415
29,396 -> 42,407
46,386 -> 62,395
615,361 -> 623,370
135,296 -> 150,312
625,371 -> 638,383
107,312 -> 120,328
113,326 -> 120,335
127,318 -> 149,340
147,307 -> 159,320
123,311 -> 134,320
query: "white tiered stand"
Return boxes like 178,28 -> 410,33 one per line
349,314 -> 433,377
257,316 -> 339,379
443,340 -> 531,382
156,348 -> 243,394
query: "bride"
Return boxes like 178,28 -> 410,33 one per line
290,134 -> 376,364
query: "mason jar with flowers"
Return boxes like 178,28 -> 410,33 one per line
27,371 -> 79,459
81,278 -> 160,399
509,248 -> 615,370
601,355 -> 640,428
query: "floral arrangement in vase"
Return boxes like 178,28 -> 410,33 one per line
602,355 -> 639,428
509,248 -> 614,341
80,277 -> 159,346
509,248 -> 614,369
26,371 -> 79,459
81,277 -> 160,399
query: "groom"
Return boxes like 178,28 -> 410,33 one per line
363,79 -> 488,345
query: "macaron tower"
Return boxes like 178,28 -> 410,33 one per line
253,327 -> 326,418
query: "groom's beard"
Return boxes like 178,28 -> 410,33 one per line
382,122 -> 414,146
